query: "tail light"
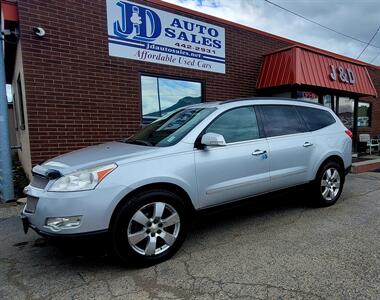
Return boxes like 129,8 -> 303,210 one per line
345,129 -> 353,139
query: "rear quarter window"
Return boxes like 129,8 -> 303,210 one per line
296,106 -> 336,131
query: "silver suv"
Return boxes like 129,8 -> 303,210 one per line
22,98 -> 352,265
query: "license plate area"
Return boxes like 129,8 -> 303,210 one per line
25,196 -> 39,213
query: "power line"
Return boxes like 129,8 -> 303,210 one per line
357,25 -> 380,59
263,0 -> 380,50
369,52 -> 380,64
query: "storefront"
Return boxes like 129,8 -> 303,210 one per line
2,0 -> 380,176
256,45 -> 377,150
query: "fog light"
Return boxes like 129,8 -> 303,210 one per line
45,216 -> 82,231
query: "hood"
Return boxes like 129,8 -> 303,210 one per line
36,142 -> 157,175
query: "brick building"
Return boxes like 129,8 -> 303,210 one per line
2,0 -> 379,177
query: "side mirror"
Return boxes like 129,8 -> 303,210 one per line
201,132 -> 227,147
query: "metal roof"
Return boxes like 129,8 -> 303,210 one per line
256,46 -> 377,97
1,1 -> 18,22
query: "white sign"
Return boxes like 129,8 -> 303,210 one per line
329,65 -> 356,84
106,0 -> 226,73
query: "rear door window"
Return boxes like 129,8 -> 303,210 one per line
296,106 -> 336,131
260,105 -> 306,137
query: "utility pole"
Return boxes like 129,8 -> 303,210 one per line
0,34 -> 14,202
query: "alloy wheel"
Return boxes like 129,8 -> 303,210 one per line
127,202 -> 181,256
320,168 -> 341,201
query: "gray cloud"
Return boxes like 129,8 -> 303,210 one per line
163,0 -> 380,65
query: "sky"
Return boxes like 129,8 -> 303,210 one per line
162,0 -> 380,65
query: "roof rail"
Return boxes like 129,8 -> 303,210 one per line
219,97 -> 325,106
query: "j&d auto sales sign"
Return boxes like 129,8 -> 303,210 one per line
106,0 -> 226,73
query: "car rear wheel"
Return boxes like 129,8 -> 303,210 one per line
110,190 -> 189,266
312,161 -> 344,207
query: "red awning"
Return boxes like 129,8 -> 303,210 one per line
257,46 -> 377,97
1,1 -> 18,22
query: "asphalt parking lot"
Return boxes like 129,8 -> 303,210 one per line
1,172 -> 380,299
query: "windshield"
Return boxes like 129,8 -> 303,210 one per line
123,107 -> 216,147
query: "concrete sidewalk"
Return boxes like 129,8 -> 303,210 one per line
1,173 -> 380,299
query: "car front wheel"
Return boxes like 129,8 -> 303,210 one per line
110,190 -> 189,266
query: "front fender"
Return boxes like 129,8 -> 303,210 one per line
104,175 -> 198,230
126,176 -> 196,206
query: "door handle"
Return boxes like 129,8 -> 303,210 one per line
303,142 -> 313,147
252,149 -> 267,156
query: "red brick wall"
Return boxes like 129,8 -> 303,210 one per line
360,67 -> 380,138
17,0 -> 291,164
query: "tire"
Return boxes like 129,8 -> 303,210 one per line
311,161 -> 344,207
110,189 -> 189,266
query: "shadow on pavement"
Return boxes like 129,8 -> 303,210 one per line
194,185 -> 311,228
21,185 -> 314,267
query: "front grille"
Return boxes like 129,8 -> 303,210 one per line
25,196 -> 39,213
30,173 -> 49,189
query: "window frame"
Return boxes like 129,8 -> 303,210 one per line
12,92 -> 19,131
16,74 -> 26,130
256,104 -> 308,138
196,105 -> 265,147
139,73 -> 204,125
357,101 -> 372,128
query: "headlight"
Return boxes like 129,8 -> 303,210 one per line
48,163 -> 117,192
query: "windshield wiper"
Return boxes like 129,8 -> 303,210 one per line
121,139 -> 153,146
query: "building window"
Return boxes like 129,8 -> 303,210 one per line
16,74 -> 26,130
322,95 -> 332,108
141,75 -> 202,124
6,84 -> 13,103
337,97 -> 354,130
357,102 -> 371,127
296,91 -> 318,103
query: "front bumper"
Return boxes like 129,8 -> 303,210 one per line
21,213 -> 108,238
22,183 -> 130,236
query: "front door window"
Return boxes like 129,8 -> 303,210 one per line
205,107 -> 260,143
